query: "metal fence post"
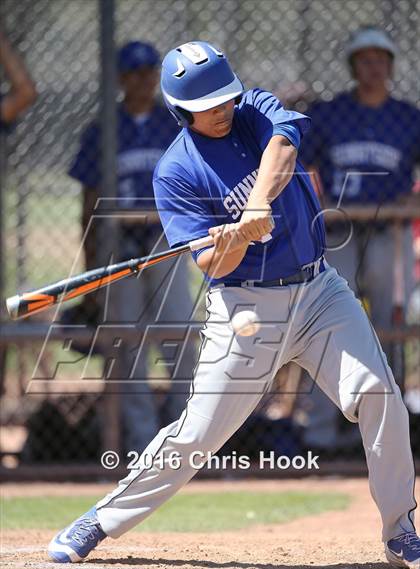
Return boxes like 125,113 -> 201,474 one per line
98,0 -> 121,455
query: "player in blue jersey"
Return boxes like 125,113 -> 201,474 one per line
299,26 -> 420,321
68,41 -> 196,454
49,41 -> 419,568
300,27 -> 420,205
299,27 -> 420,455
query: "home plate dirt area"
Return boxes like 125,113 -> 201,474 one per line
2,477 -> 419,568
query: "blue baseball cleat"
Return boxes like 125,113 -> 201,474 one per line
385,531 -> 420,568
48,507 -> 106,563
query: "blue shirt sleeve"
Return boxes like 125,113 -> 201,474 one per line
68,123 -> 100,188
273,123 -> 301,148
241,89 -> 311,151
153,173 -> 215,248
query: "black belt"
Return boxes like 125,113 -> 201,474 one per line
214,257 -> 326,288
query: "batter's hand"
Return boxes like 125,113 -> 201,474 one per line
209,223 -> 251,254
239,197 -> 274,241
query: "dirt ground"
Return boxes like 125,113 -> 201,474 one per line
2,477 -> 419,568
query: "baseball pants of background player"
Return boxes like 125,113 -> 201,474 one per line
95,264 -> 416,543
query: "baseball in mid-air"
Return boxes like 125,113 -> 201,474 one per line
231,310 -> 261,336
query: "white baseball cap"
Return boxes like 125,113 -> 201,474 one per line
347,27 -> 397,60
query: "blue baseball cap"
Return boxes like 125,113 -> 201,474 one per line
117,41 -> 160,72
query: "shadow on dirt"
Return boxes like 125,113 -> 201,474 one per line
90,557 -> 390,569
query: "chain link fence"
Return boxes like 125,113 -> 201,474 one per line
1,0 -> 419,477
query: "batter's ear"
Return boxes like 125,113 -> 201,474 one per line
234,94 -> 242,105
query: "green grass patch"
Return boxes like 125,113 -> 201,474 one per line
4,184 -> 83,297
1,490 -> 349,532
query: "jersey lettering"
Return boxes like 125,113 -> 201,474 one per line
117,148 -> 164,175
222,195 -> 240,220
231,190 -> 246,210
330,141 -> 401,171
223,169 -> 259,220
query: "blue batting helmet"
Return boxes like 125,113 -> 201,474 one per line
161,41 -> 243,127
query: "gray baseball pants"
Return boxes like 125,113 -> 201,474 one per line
303,224 -> 415,450
96,264 -> 416,542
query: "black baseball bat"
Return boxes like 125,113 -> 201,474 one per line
6,235 -> 214,320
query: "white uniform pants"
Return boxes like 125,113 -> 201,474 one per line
96,265 -> 416,542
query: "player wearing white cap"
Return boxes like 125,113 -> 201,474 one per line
299,26 -> 420,460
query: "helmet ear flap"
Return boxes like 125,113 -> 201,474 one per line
167,106 -> 193,127
175,106 -> 194,126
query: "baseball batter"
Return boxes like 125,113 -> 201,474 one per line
48,42 -> 419,568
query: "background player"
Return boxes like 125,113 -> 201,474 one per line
0,27 -> 37,127
48,41 -> 419,568
0,28 -> 37,396
68,40 -> 196,453
299,27 -> 420,454
300,26 -> 420,330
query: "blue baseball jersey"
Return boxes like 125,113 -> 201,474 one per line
299,93 -> 420,203
153,89 -> 326,285
69,103 -> 179,210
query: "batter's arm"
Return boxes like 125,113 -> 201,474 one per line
196,224 -> 250,279
240,135 -> 297,234
250,134 -> 298,202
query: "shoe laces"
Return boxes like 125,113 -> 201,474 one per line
395,532 -> 420,552
71,517 -> 100,546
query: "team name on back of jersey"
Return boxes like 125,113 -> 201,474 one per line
223,169 -> 259,220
